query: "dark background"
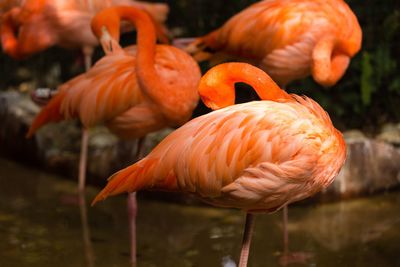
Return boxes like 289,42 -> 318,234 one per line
1,0 -> 399,132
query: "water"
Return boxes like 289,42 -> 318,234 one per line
1,157 -> 399,267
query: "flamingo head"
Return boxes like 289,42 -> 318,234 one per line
198,68 -> 235,110
91,8 -> 121,45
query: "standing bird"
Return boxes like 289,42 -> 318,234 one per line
92,62 -> 346,266
26,4 -> 200,155
0,0 -> 169,68
182,0 -> 360,255
184,0 -> 362,88
6,0 -> 170,193
26,5 -> 201,263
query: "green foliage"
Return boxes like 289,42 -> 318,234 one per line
360,52 -> 374,105
354,8 -> 400,126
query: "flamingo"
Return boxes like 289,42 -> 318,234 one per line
181,0 -> 360,255
92,62 -> 346,266
0,0 -> 170,67
184,0 -> 362,88
4,0 -> 170,194
2,1 -> 171,210
26,5 -> 201,263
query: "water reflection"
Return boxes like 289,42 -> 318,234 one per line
1,157 -> 400,267
78,192 -> 94,267
297,200 -> 400,250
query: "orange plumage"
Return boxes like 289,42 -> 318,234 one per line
0,0 -> 169,59
27,6 -> 201,141
24,7 -> 200,264
93,62 -> 346,213
186,0 -> 362,87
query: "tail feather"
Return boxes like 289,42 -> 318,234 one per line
26,91 -> 67,138
91,158 -> 159,205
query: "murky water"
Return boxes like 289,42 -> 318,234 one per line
1,157 -> 400,267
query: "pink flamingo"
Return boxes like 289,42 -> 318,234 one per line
92,62 -> 346,266
27,5 -> 201,263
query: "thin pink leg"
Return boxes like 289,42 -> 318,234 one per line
128,192 -> 138,265
239,213 -> 255,267
82,46 -> 93,72
127,136 -> 146,265
135,137 -> 146,159
78,128 -> 89,192
283,205 -> 289,255
78,191 -> 95,267
77,47 -> 93,192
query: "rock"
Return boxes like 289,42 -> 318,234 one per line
1,90 -> 400,200
376,123 -> 400,146
320,131 -> 400,200
342,129 -> 367,141
0,91 -> 40,163
0,90 -> 171,184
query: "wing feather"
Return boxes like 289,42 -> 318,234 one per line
94,99 -> 344,211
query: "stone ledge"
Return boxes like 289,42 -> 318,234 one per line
1,91 -> 400,200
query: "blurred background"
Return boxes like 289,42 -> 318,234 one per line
1,0 -> 399,130
0,0 -> 399,266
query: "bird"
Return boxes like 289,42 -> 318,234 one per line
92,62 -> 346,267
2,0 -> 171,199
26,5 -> 201,149
26,5 -> 201,263
0,0 -> 170,68
5,0 -> 170,194
181,0 -> 360,254
184,0 -> 362,88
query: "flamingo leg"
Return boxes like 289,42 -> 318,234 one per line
127,136 -> 147,265
78,128 -> 89,192
135,136 -> 146,159
127,192 -> 138,266
239,213 -> 255,267
283,204 -> 289,255
82,46 -> 94,72
78,191 -> 95,267
77,46 -> 93,193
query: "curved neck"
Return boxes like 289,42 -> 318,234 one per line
104,7 -> 173,117
198,62 -> 291,110
112,6 -> 157,72
312,37 -> 353,87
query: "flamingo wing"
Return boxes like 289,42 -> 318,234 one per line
93,99 -> 345,212
105,103 -> 168,139
27,47 -> 140,137
188,0 -> 361,86
27,44 -> 200,137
